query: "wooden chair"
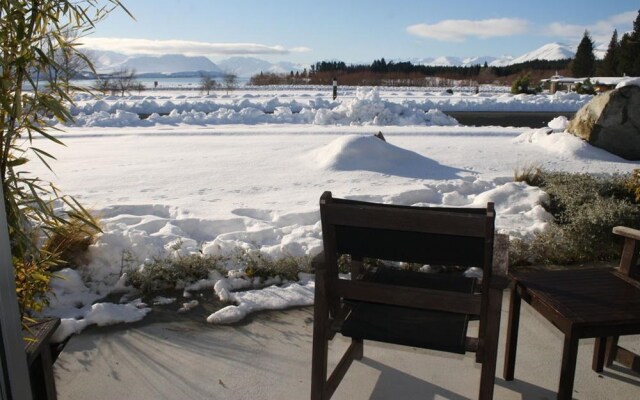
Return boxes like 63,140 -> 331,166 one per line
311,191 -> 506,400
503,226 -> 640,399
594,226 -> 640,374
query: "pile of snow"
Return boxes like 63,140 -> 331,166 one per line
311,134 -> 463,179
54,87 -> 594,128
61,88 -> 459,127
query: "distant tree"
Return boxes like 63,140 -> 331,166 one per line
93,76 -> 114,95
223,73 -> 238,94
200,74 -> 218,95
113,68 -> 141,96
597,30 -> 619,76
571,31 -> 596,77
617,10 -> 640,76
45,28 -> 92,89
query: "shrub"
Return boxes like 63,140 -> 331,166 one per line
511,170 -> 640,265
626,169 -> 640,202
575,78 -> 596,95
43,216 -> 101,270
514,164 -> 543,186
511,74 -> 540,94
125,249 -> 312,296
126,254 -> 226,295
1,1 -> 130,320
243,252 -> 309,282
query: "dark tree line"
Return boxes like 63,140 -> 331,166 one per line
251,58 -> 571,86
595,10 -> 640,76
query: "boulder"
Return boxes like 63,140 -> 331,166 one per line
567,85 -> 640,160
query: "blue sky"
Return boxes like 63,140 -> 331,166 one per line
84,0 -> 638,64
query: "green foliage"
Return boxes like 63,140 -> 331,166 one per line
126,249 -> 312,296
627,169 -> 640,202
510,74 -> 539,94
597,30 -> 619,76
126,254 -> 226,295
571,31 -> 596,77
1,0 -> 130,319
242,251 -> 310,282
575,78 -> 596,95
510,170 -> 640,265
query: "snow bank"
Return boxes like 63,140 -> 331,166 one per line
513,128 -> 626,161
616,77 -> 640,89
55,87 -> 592,128
310,134 -> 463,179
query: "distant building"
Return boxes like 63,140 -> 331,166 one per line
541,73 -> 636,94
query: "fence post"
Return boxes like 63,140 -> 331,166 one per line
332,77 -> 337,100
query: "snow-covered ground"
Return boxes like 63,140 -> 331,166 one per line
29,86 -> 638,341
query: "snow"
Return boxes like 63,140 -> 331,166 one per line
60,88 -> 591,129
27,86 -> 637,341
616,77 -> 640,89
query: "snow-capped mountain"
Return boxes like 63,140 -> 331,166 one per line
85,42 -> 602,78
409,43 -> 578,68
217,57 -> 307,77
91,52 -> 223,75
410,55 -> 514,67
506,42 -> 575,65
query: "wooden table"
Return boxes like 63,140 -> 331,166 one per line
503,268 -> 640,400
25,318 -> 60,400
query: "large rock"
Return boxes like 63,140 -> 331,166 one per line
567,85 -> 640,160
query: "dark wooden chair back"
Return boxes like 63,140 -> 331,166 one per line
311,191 -> 503,400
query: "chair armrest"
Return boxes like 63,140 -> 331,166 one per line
613,226 -> 640,241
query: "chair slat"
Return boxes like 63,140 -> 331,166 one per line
325,202 -> 489,237
335,280 -> 482,315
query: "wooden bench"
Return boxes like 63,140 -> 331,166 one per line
25,318 -> 61,400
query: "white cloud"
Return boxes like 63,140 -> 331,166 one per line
546,10 -> 636,44
79,37 -> 311,56
407,18 -> 530,42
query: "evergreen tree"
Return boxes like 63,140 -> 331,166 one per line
631,10 -> 640,75
597,30 -> 619,76
571,30 -> 596,77
617,10 -> 640,76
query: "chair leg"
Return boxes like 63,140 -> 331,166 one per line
503,284 -> 521,381
311,283 -> 329,399
325,339 -> 362,398
605,336 -> 619,367
558,332 -> 579,400
592,337 -> 608,372
479,287 -> 503,400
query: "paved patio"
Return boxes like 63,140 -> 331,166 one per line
54,291 -> 640,399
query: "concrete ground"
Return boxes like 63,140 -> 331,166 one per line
54,292 -> 640,400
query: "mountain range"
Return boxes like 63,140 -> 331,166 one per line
88,42 -> 606,78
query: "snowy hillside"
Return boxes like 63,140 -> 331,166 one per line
92,52 -> 223,75
217,56 -> 307,77
507,42 -> 575,65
